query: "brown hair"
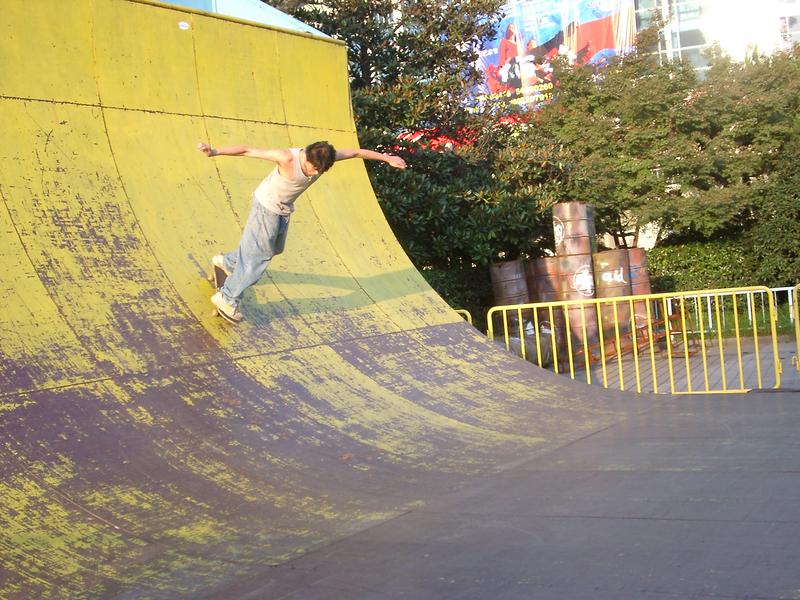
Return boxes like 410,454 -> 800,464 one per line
304,141 -> 336,173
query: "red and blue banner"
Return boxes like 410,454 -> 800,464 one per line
472,0 -> 636,110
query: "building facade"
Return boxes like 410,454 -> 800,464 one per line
635,0 -> 799,73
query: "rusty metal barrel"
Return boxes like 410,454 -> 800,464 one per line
489,259 -> 529,336
557,254 -> 595,300
551,202 -> 598,352
526,257 -> 559,303
526,257 -> 564,355
556,253 -> 598,350
594,249 -> 633,298
627,247 -> 651,296
525,260 -> 538,302
627,247 -> 653,327
593,249 -> 633,337
552,202 -> 597,256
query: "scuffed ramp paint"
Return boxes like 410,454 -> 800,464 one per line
0,1 -> 636,598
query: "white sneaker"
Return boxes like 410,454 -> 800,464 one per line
211,254 -> 230,275
211,291 -> 243,323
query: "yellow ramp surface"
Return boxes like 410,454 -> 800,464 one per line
0,1 -> 636,597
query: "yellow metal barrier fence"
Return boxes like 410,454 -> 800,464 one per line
794,284 -> 800,374
455,309 -> 473,325
487,287 -> 782,394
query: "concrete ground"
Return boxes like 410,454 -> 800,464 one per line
216,390 -> 800,600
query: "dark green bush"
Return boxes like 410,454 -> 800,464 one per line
647,240 -> 750,292
741,157 -> 800,288
418,263 -> 493,331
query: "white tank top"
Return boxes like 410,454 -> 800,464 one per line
254,148 -> 321,215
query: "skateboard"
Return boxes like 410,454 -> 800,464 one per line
209,264 -> 228,291
207,263 -> 239,323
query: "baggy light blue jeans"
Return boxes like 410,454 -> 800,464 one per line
219,196 -> 289,307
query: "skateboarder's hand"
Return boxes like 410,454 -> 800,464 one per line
386,155 -> 407,169
197,142 -> 215,157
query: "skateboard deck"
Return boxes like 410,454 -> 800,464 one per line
208,264 -> 239,323
210,265 -> 228,290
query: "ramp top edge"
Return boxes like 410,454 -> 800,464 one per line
128,0 -> 346,46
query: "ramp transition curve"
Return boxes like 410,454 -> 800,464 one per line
0,1 -> 639,597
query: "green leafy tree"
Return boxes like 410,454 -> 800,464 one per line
651,47 -> 800,287
740,97 -> 800,287
664,47 -> 800,239
273,0 -> 503,132
526,28 -> 699,246
528,32 -> 799,288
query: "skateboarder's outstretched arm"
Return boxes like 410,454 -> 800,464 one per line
335,148 -> 406,169
198,143 -> 292,164
198,143 -> 406,171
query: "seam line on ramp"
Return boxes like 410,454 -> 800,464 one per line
0,95 -> 352,132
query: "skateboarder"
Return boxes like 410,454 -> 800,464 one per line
198,140 -> 407,322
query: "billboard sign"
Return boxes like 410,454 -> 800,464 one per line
472,0 -> 636,111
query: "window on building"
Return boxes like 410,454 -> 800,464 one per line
679,29 -> 706,46
636,11 -> 656,30
680,47 -> 709,69
675,1 -> 702,21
